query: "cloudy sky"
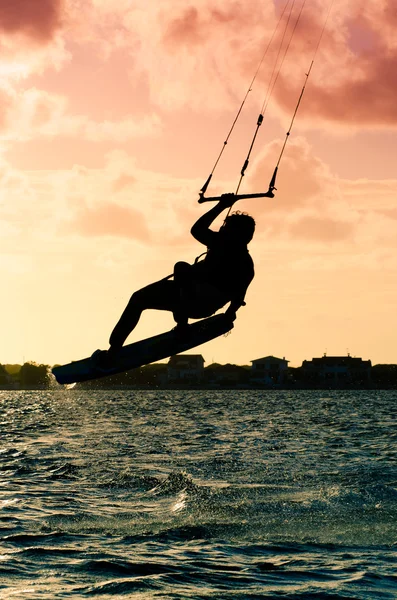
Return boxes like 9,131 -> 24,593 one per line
1,0 -> 396,368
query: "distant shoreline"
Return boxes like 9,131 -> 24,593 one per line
1,359 -> 397,390
2,383 -> 397,391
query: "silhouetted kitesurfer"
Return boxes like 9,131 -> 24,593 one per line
54,2 -> 333,383
102,194 -> 255,360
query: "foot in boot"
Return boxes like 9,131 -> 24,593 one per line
91,349 -> 116,372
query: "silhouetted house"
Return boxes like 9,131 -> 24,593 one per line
301,354 -> 372,386
250,356 -> 289,385
204,363 -> 250,386
167,354 -> 205,383
371,364 -> 397,387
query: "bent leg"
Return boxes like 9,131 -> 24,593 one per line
109,279 -> 178,350
172,261 -> 193,327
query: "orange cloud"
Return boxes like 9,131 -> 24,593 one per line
0,0 -> 64,43
0,87 -> 161,142
112,174 -> 136,194
65,200 -> 151,241
228,137 -> 363,245
377,208 -> 397,221
246,137 -> 336,214
0,88 -> 13,129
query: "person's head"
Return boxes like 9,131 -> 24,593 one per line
221,211 -> 255,245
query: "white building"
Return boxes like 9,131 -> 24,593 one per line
167,354 -> 205,382
251,356 -> 289,385
301,354 -> 372,384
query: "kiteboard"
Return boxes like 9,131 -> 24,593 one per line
52,313 -> 233,385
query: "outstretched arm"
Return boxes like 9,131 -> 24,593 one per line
191,194 -> 235,246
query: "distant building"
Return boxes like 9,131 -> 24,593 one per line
301,354 -> 372,385
205,363 -> 250,386
250,356 -> 289,385
167,354 -> 205,383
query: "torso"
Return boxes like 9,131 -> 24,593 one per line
194,237 -> 254,296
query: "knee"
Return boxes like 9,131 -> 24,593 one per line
127,289 -> 145,309
174,261 -> 191,280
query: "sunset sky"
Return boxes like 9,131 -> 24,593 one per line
1,0 -> 396,368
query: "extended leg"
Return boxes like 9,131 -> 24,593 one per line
109,279 -> 177,351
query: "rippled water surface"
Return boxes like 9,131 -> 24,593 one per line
0,389 -> 396,599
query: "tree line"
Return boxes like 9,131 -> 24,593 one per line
1,361 -> 397,389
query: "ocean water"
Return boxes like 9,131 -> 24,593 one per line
0,389 -> 396,599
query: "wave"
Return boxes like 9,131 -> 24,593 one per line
32,466 -> 397,548
100,468 -> 161,490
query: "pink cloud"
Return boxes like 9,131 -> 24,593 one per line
0,0 -> 64,43
269,2 -> 397,127
112,174 -> 136,194
289,53 -> 397,126
153,0 -> 397,127
384,0 -> 397,27
65,201 -> 151,241
163,3 -> 254,48
288,216 -> 355,243
163,6 -> 205,47
0,89 -> 13,130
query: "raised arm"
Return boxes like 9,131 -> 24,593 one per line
190,194 -> 235,246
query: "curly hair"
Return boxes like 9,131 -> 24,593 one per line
223,210 -> 256,244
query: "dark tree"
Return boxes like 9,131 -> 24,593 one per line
19,362 -> 50,387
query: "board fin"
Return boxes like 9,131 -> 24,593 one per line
52,313 -> 233,385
